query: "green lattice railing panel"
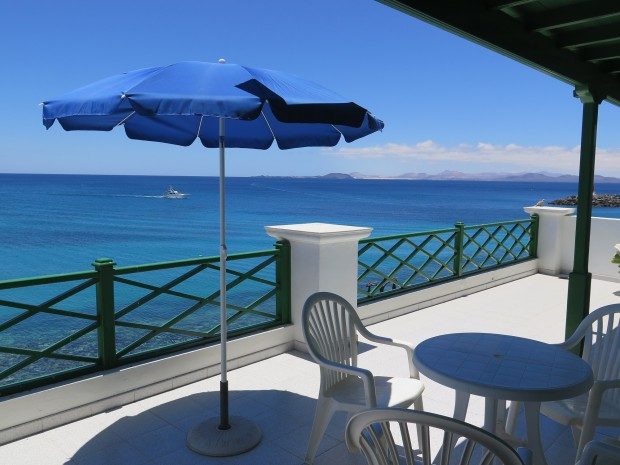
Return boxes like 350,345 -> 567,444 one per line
358,228 -> 459,303
0,242 -> 291,396
358,216 -> 538,304
0,273 -> 100,394
113,250 -> 281,361
461,220 -> 534,274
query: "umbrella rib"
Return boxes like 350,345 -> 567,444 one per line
330,124 -> 344,136
260,110 -> 277,141
196,115 -> 204,137
116,111 -> 135,127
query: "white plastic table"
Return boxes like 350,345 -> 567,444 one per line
413,332 -> 593,465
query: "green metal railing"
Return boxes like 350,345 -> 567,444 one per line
358,216 -> 538,303
0,241 -> 291,396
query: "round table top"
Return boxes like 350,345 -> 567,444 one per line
413,333 -> 593,402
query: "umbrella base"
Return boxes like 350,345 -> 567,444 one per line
186,416 -> 262,457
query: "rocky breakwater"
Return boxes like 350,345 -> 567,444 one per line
551,193 -> 620,207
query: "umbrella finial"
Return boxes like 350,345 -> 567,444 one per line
218,58 -> 226,64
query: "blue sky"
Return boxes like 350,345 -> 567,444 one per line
1,0 -> 619,176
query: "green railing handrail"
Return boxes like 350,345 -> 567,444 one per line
0,243 -> 290,397
113,248 -> 278,275
462,218 -> 532,229
359,227 -> 459,244
358,216 -> 537,304
0,270 -> 98,290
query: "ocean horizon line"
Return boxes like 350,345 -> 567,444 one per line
2,171 -> 617,183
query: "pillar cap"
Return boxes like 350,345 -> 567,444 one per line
524,206 -> 575,216
265,222 -> 372,244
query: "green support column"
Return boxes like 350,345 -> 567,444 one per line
565,86 -> 604,340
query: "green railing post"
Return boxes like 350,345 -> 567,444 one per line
94,258 -> 116,369
529,214 -> 539,258
275,240 -> 291,324
453,222 -> 465,277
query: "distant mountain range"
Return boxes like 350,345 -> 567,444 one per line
317,171 -> 620,183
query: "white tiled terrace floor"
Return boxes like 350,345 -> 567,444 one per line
1,274 -> 619,465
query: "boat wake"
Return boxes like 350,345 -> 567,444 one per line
50,193 -> 167,198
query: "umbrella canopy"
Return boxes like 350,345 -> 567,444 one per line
43,60 -> 383,148
42,59 -> 384,457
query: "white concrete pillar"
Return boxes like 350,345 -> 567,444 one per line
265,222 -> 372,350
523,206 -> 575,275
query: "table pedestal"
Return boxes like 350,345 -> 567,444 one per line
453,392 -> 548,465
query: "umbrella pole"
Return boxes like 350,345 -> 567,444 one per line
186,117 -> 261,456
218,117 -> 230,430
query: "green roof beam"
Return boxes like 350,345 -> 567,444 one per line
558,23 -> 620,48
580,43 -> 620,62
598,58 -> 620,73
486,0 -> 535,10
527,1 -> 620,32
378,0 -> 620,107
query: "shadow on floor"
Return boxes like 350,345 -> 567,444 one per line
65,388 -> 347,465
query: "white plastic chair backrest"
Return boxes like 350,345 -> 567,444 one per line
579,304 -> 620,405
302,292 -> 363,393
346,408 -> 525,465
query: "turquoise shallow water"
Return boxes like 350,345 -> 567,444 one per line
1,173 -> 619,280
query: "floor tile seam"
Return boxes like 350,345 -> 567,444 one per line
542,430 -> 574,454
123,420 -> 182,440
264,436 -> 307,460
50,426 -> 132,457
69,439 -> 151,465
67,432 -> 147,465
246,395 -> 287,411
314,436 -> 347,459
254,436 -> 310,462
74,452 -> 151,465
0,436 -> 73,462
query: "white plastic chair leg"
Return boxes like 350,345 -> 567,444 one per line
305,397 -> 335,464
524,402 -> 548,465
570,424 -> 582,447
575,389 -> 603,461
484,397 -> 499,434
505,401 -> 521,436
413,397 -> 426,458
453,390 -> 470,422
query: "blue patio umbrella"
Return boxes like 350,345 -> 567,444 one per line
42,59 -> 384,456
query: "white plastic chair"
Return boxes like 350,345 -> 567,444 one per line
506,303 -> 620,460
346,408 -> 531,465
302,292 -> 425,464
575,439 -> 620,465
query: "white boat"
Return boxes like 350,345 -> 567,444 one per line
164,186 -> 188,199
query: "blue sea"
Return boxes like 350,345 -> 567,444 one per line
2,173 -> 620,281
2,173 -> 620,388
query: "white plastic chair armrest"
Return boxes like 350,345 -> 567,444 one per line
594,378 -> 620,392
357,327 -> 420,379
559,304 -> 620,350
555,331 -> 583,351
586,378 -> 620,415
312,352 -> 378,406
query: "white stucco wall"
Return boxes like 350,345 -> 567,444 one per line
560,216 -> 620,280
524,207 -> 620,281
